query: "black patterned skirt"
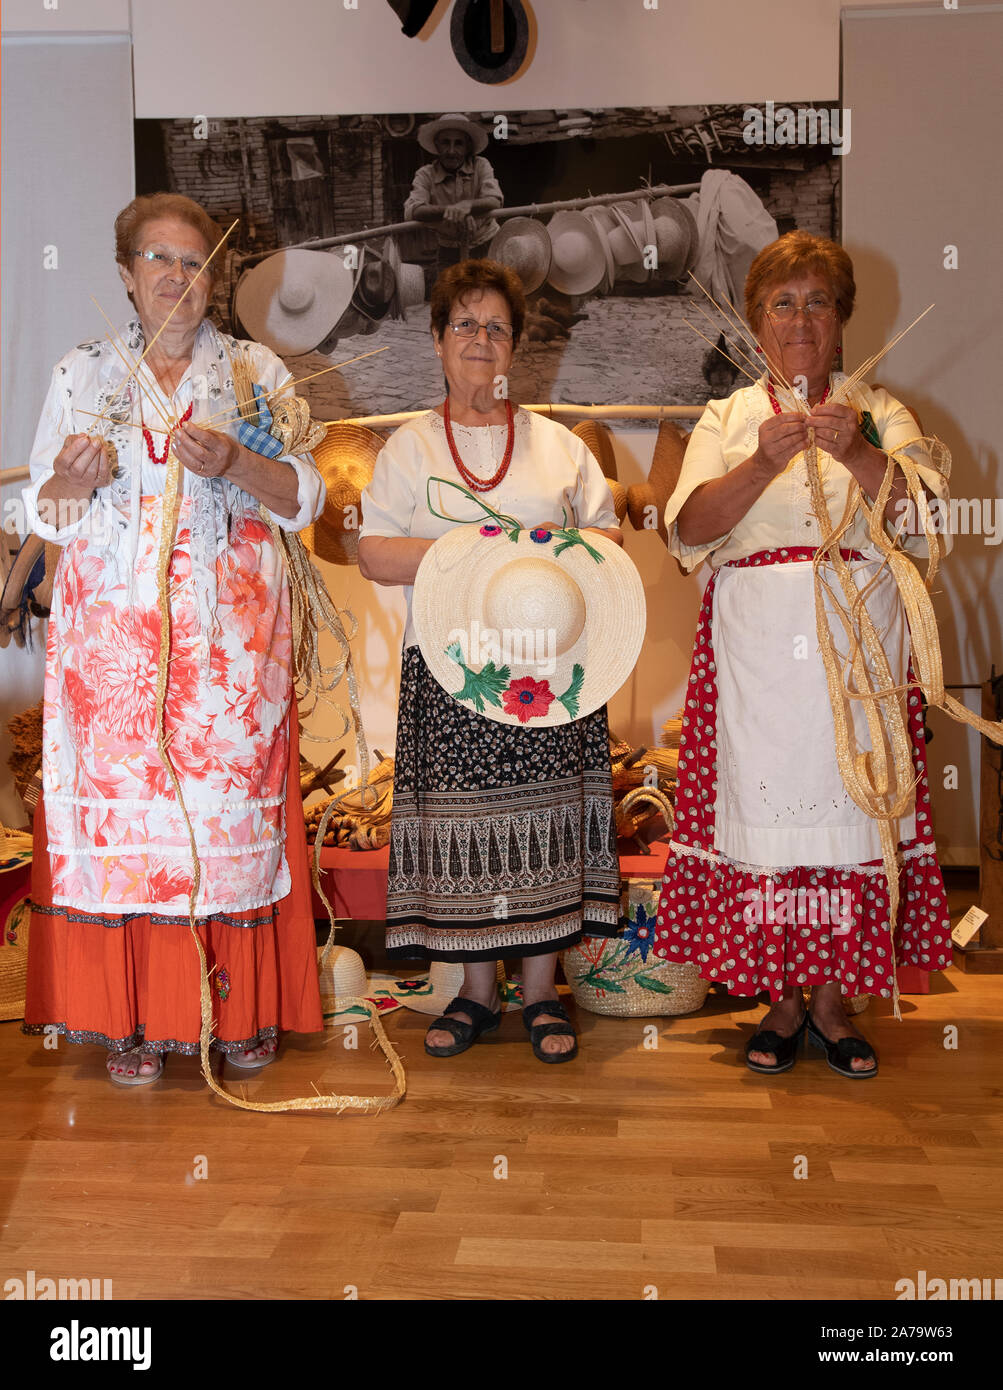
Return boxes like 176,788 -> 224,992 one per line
386,646 -> 621,962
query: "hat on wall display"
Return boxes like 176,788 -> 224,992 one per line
384,0 -> 438,37
302,423 -> 384,566
234,249 -> 355,357
450,0 -> 531,85
413,518 -> 645,727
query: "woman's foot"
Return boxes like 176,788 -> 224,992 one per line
520,995 -> 577,1057
746,991 -> 806,1069
226,1038 -> 279,1069
522,996 -> 578,1061
106,1048 -> 163,1085
807,985 -> 876,1073
424,990 -> 500,1052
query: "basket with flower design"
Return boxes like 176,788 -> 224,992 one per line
561,877 -> 710,1018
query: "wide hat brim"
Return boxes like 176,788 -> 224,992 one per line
583,207 -> 617,292
545,210 -> 606,297
303,422 -> 383,566
650,196 -> 698,280
488,217 -> 552,292
417,112 -> 490,155
450,0 -> 530,85
413,523 -> 645,727
235,250 -> 355,357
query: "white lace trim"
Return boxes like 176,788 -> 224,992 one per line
667,837 -> 937,877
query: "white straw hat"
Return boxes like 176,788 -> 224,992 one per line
417,112 -> 489,156
545,210 -> 606,297
234,249 -> 355,356
413,519 -> 645,727
488,217 -> 552,293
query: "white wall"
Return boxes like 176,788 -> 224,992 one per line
842,4 -> 1003,862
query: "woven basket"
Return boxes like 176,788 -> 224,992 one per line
562,877 -> 710,1017
0,893 -> 30,1022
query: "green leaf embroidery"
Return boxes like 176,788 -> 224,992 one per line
552,527 -> 605,564
585,976 -> 627,994
633,974 -> 676,995
445,641 -> 510,713
557,663 -> 585,718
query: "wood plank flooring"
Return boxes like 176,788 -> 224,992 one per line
1,958 -> 1001,1301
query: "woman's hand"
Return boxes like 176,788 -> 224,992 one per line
52,433 -> 114,493
753,411 -> 810,476
173,421 -> 240,478
809,401 -> 869,467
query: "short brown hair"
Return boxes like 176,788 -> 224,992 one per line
745,231 -> 855,332
114,193 -> 225,286
430,258 -> 526,344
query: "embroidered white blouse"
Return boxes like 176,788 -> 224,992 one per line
664,374 -> 952,571
360,407 -> 618,648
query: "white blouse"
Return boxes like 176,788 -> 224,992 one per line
24,330 -> 324,544
664,374 -> 952,572
360,407 -> 618,648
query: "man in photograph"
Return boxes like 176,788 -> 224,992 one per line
405,112 -> 503,280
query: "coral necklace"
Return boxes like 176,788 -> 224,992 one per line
443,396 -> 515,492
143,402 -> 193,465
767,379 -> 830,415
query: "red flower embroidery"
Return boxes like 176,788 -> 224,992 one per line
502,677 -> 555,723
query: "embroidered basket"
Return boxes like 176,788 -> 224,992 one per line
562,877 -> 710,1018
0,894 -> 30,1022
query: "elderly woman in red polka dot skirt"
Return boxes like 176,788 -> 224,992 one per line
654,232 -> 954,1078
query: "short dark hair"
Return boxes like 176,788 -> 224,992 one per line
430,258 -> 526,344
114,193 -> 225,288
745,231 -> 855,331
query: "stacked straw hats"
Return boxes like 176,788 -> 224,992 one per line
650,195 -> 698,282
302,422 -> 384,566
413,522 -> 645,727
488,218 -> 552,293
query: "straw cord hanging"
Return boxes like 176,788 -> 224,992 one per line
147,355 -> 404,1113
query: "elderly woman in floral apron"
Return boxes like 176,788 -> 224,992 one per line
22,193 -> 325,1084
654,232 -> 953,1078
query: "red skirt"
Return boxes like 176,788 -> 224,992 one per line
654,548 -> 953,1002
22,715 -> 323,1054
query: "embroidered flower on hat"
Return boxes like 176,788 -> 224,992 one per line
502,676 -> 555,723
479,524 -> 502,537
529,528 -> 552,543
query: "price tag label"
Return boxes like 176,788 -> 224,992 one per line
952,905 -> 988,949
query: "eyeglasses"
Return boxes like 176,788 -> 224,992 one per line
447,318 -> 514,342
764,295 -> 837,321
131,250 -> 207,276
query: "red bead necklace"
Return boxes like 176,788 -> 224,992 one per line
142,402 -> 193,465
767,379 -> 830,415
443,396 -> 515,492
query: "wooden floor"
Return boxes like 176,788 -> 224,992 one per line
2,950 -> 1001,1302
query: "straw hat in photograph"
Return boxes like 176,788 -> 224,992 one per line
302,422 -> 384,567
572,420 -> 628,522
417,112 -> 489,156
413,521 -> 645,727
583,206 -> 618,293
607,201 -> 648,284
488,217 -> 552,293
545,210 -> 606,297
384,235 -> 426,314
234,249 -> 355,357
650,195 -> 698,281
0,535 -> 61,649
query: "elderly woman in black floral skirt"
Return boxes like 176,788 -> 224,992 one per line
359,259 -> 622,1061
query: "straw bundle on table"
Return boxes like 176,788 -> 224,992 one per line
305,754 -> 394,850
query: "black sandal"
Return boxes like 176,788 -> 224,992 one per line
522,998 -> 578,1064
424,995 -> 501,1057
744,1013 -> 807,1074
806,1012 -> 878,1078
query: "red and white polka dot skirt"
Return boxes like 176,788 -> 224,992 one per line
655,548 -> 954,1002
